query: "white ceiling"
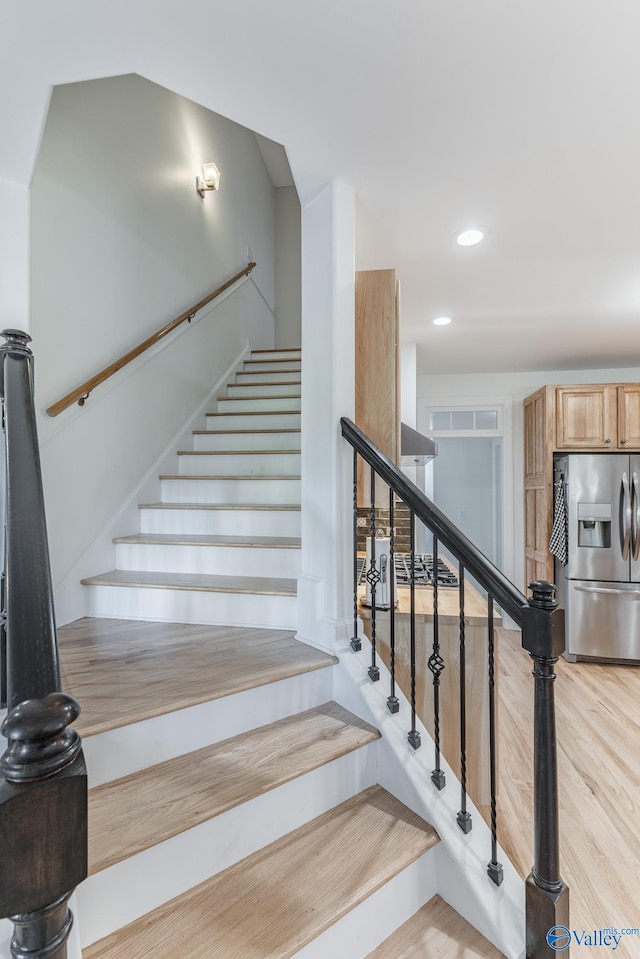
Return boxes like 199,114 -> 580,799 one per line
3,0 -> 640,374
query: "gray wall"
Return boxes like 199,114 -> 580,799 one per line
275,186 -> 301,347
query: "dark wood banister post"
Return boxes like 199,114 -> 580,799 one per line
521,580 -> 570,958
0,330 -> 87,959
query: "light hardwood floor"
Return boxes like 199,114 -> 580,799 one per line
486,629 -> 640,939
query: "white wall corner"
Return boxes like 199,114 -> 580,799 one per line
300,179 -> 355,652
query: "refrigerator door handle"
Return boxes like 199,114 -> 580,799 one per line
620,471 -> 632,560
633,472 -> 640,561
575,584 -> 640,597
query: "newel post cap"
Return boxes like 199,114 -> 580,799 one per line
521,580 -> 566,659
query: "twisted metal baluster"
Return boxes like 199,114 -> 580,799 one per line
366,466 -> 380,681
429,537 -> 445,788
387,490 -> 399,713
407,511 -> 421,748
456,564 -> 472,833
350,449 -> 361,652
487,596 -> 504,885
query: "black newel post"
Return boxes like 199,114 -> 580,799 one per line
0,330 -> 87,959
521,581 -> 569,959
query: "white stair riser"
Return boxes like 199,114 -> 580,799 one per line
84,668 -> 334,787
236,370 -> 301,384
216,396 -> 301,413
250,351 -> 301,362
114,543 -> 301,578
139,507 -> 301,537
177,451 -> 300,476
205,412 -> 300,430
227,382 -> 301,397
193,431 -> 301,451
243,360 -> 301,372
161,477 -> 300,504
291,847 -> 439,959
78,745 -> 376,948
84,583 -> 297,629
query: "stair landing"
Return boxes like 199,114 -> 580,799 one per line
59,617 -> 336,738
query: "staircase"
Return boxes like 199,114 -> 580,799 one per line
54,347 -> 507,958
81,348 -> 303,629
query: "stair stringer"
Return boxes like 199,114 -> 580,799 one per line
53,342 -> 251,627
332,634 -> 526,959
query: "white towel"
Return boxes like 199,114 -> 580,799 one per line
549,479 -> 568,566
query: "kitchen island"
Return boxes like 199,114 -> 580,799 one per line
359,574 -> 500,807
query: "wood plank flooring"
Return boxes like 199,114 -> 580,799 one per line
366,896 -> 504,958
88,702 -> 380,875
483,628 -> 640,937
59,619 -> 336,738
84,785 -> 439,959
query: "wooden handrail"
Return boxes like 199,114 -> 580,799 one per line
46,261 -> 257,417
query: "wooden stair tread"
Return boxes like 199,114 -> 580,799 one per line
205,410 -> 300,417
228,380 -> 302,386
113,533 -> 301,548
138,503 -> 301,511
217,393 -> 301,400
60,618 -> 335,738
88,702 -> 380,875
159,474 -> 301,480
84,785 -> 439,959
192,429 -> 301,435
81,569 -> 297,595
250,348 -> 301,353
365,896 -> 505,958
176,449 -> 300,455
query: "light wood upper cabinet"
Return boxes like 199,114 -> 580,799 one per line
555,385 -> 616,449
617,386 -> 640,449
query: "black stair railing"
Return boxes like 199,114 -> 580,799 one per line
341,417 -> 569,959
0,330 -> 87,959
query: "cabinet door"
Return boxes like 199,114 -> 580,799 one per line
617,386 -> 640,449
556,386 -> 616,449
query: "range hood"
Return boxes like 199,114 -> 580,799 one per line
400,422 -> 438,465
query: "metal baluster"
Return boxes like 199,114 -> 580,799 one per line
387,490 -> 399,713
350,449 -> 361,652
429,537 -> 446,788
0,572 -> 6,710
366,467 -> 380,681
486,596 -> 503,885
407,511 -> 421,748
456,564 -> 472,833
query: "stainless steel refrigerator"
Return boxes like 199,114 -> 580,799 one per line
554,453 -> 640,662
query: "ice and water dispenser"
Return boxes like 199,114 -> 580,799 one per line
577,503 -> 612,549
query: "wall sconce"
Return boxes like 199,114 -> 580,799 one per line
196,162 -> 221,198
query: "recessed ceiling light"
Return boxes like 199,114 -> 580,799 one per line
433,316 -> 452,326
456,228 -> 485,247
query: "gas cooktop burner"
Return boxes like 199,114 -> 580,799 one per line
357,554 -> 459,589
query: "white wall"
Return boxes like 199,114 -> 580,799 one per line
417,365 -> 640,591
0,177 -> 30,331
30,74 -> 276,591
274,186 -> 301,347
400,343 -> 417,429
